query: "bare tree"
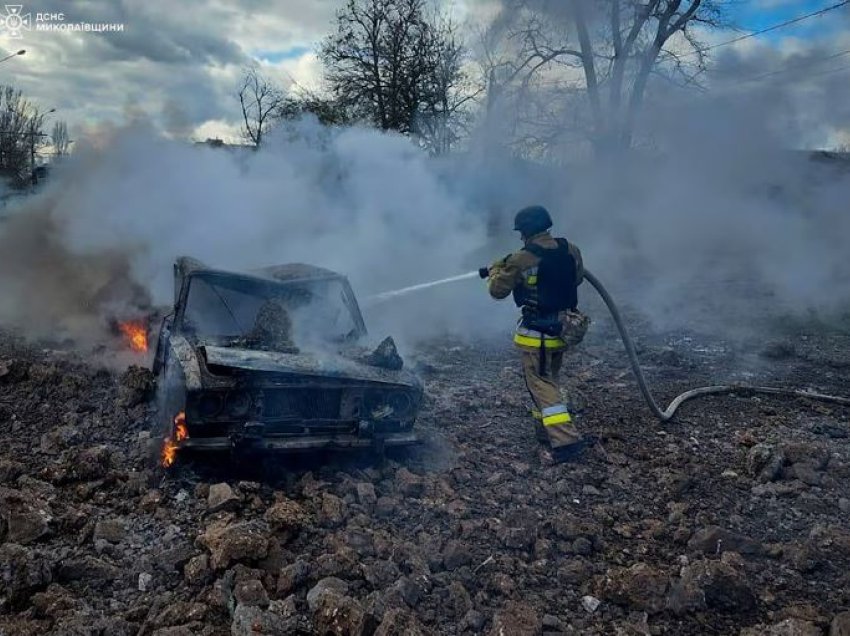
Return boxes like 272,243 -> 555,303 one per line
51,120 -> 71,156
485,0 -> 725,156
320,0 -> 478,152
238,67 -> 285,147
277,90 -> 354,127
0,86 -> 48,187
415,16 -> 482,154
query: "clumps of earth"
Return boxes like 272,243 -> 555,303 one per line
1,313 -> 849,635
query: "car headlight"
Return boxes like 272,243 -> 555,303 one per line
197,392 -> 224,418
364,390 -> 414,419
226,391 -> 252,418
387,392 -> 412,417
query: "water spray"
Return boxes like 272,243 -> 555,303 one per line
368,268 -> 850,420
366,271 -> 480,305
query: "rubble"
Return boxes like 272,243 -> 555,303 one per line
740,618 -> 822,636
118,365 -> 154,407
207,482 -> 242,513
0,316 -> 849,634
490,601 -> 541,636
312,590 -> 377,635
374,607 -> 427,635
197,520 -> 271,570
356,481 -> 378,505
687,526 -> 764,555
0,543 -> 53,609
442,540 -> 473,570
137,572 -> 152,592
832,612 -> 850,636
93,518 -> 126,543
581,595 -> 601,613
395,467 -> 425,496
183,554 -> 212,586
307,577 -> 350,611
318,492 -> 346,528
233,579 -> 269,607
277,559 -> 311,596
264,497 -> 308,536
365,336 -> 404,371
230,602 -> 299,636
600,562 -> 670,613
678,558 -> 755,612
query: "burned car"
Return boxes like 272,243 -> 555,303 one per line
153,257 -> 423,461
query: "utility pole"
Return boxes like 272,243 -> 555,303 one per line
29,119 -> 34,185
30,108 -> 55,186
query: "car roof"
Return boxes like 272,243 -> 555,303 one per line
175,256 -> 345,286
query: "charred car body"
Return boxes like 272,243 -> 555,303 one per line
153,258 -> 423,457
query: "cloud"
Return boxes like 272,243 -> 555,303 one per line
254,45 -> 312,63
2,0 -> 849,150
698,29 -> 850,148
2,0 -> 341,142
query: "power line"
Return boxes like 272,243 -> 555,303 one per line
683,0 -> 850,57
533,46 -> 850,88
497,2 -> 850,92
748,48 -> 850,80
803,59 -> 850,80
710,47 -> 850,84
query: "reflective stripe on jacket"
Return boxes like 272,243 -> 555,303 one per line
489,231 -> 583,351
513,325 -> 566,350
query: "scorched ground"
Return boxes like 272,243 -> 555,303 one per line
1,310 -> 849,635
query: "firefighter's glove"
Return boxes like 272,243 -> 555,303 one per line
484,255 -> 511,279
486,263 -> 504,280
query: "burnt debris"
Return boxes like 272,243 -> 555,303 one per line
364,336 -> 404,371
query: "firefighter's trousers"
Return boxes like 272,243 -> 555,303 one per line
517,344 -> 582,449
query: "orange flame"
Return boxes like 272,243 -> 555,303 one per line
161,437 -> 178,468
118,321 -> 148,353
174,411 -> 188,442
161,411 -> 188,468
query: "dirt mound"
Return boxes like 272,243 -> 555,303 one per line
1,319 -> 849,635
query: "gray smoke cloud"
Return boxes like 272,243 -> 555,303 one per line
1,56 -> 849,356
0,120 -> 509,352
537,82 -> 850,336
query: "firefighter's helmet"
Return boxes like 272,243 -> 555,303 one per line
513,205 -> 553,235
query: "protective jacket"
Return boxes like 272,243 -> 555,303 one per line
487,231 -> 585,450
488,232 -> 584,350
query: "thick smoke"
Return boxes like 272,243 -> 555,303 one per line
554,79 -> 850,335
1,56 -> 850,353
0,121 -> 505,351
0,189 -> 152,348
463,1 -> 850,337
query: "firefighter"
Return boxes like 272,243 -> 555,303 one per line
483,205 -> 589,463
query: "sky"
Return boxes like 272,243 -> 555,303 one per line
0,0 -> 848,147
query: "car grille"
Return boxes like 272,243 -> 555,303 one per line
262,389 -> 342,421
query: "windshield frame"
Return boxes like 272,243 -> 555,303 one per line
174,270 -> 368,342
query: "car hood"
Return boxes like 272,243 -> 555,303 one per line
201,345 -> 420,388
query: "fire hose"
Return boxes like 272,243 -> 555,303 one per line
582,269 -> 850,421
369,268 -> 850,421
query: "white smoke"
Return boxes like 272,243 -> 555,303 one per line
0,119 -> 510,351
1,71 -> 850,354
